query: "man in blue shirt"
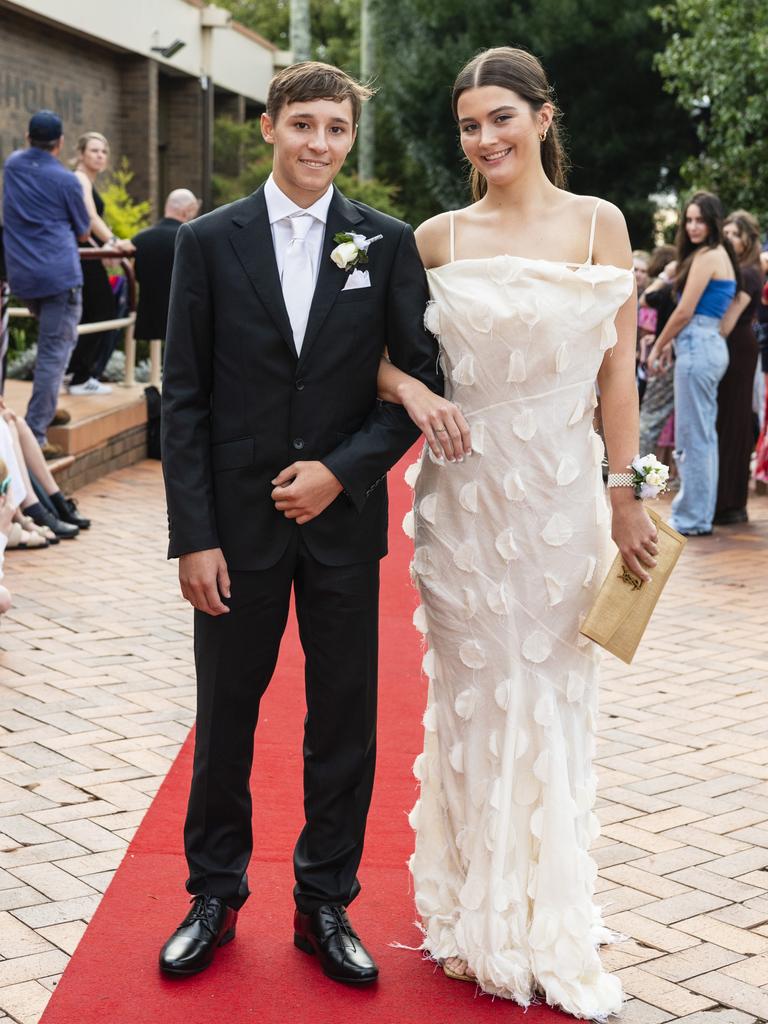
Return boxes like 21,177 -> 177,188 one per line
2,111 -> 90,444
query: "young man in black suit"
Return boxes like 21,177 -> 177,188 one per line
159,62 -> 441,984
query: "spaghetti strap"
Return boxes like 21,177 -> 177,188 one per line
449,210 -> 456,263
587,200 -> 601,264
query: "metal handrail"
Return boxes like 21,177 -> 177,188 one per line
2,246 -> 160,389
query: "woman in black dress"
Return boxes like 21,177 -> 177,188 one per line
715,210 -> 762,524
70,132 -> 135,394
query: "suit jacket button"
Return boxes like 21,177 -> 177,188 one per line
295,379 -> 305,390
293,437 -> 305,450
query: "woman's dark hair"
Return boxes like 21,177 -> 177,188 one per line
648,244 -> 676,279
451,47 -> 568,201
675,190 -> 740,291
724,209 -> 762,269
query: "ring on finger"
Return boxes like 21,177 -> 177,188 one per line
434,426 -> 447,433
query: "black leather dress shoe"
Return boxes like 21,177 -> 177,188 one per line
159,895 -> 237,976
294,904 -> 378,984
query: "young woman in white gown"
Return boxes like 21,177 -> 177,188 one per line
378,47 -> 659,1020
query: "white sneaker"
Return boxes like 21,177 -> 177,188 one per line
68,377 -> 113,395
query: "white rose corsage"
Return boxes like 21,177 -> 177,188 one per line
330,232 -> 383,271
630,453 -> 670,499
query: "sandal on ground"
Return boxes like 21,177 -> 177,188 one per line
6,521 -> 49,549
441,959 -> 476,983
18,513 -> 58,545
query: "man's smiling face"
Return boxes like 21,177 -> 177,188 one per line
261,97 -> 356,207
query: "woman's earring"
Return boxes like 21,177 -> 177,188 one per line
539,129 -> 548,142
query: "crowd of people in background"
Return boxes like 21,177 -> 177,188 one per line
635,191 -> 768,536
0,110 -> 198,619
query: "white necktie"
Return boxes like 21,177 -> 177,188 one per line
281,212 -> 314,354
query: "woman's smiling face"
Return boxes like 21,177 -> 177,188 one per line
456,85 -> 550,188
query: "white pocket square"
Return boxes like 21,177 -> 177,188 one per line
342,269 -> 371,291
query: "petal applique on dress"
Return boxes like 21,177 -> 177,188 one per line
488,254 -> 518,285
419,492 -> 438,524
459,481 -> 478,512
503,470 -> 526,500
513,772 -> 539,806
422,703 -> 437,732
494,678 -> 512,710
411,546 -> 433,574
462,586 -> 478,617
449,741 -> 464,773
455,687 -> 479,720
514,728 -> 529,759
601,317 -> 618,350
402,510 -> 415,539
568,397 -> 586,425
556,454 -> 580,486
522,630 -> 551,663
541,513 -> 574,546
468,304 -> 493,333
412,751 -> 429,781
495,528 -> 519,561
534,691 -> 555,726
488,730 -> 500,760
566,671 -> 585,703
412,604 -> 428,634
453,541 -> 478,572
590,430 -> 605,465
421,648 -> 437,679
533,748 -> 550,783
530,806 -> 544,839
544,573 -> 564,607
507,349 -> 527,383
459,640 -> 486,669
471,421 -> 485,455
404,458 -> 422,489
459,876 -> 485,910
555,341 -> 571,373
451,353 -> 475,385
423,300 -> 440,336
512,408 -> 537,441
486,582 -> 509,616
583,557 -> 597,587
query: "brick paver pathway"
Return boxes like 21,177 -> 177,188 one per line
1,461 -> 767,1023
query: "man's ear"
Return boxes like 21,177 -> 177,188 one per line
260,112 -> 275,145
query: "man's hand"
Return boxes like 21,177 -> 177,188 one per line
271,461 -> 343,525
179,547 -> 230,616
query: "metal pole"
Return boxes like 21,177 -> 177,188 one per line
290,0 -> 311,62
358,0 -> 374,181
201,26 -> 214,212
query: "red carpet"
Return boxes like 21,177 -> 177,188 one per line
40,454 -> 572,1024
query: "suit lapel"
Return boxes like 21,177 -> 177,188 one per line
297,188 -> 365,369
229,187 -> 297,358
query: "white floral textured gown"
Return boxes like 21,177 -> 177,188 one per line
405,207 -> 634,1020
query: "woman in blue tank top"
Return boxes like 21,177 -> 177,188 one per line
647,192 -> 739,535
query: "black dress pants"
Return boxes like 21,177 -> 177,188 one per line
184,531 -> 380,913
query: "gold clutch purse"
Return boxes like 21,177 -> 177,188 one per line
579,507 -> 686,664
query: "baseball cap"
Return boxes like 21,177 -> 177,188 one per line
28,110 -> 63,142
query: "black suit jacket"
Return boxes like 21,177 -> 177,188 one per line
132,217 -> 182,340
161,185 -> 442,571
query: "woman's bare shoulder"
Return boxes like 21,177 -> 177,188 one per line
415,211 -> 454,270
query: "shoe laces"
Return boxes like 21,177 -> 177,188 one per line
323,905 -> 358,949
185,895 -> 222,935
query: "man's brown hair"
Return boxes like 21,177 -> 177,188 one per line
266,61 -> 373,126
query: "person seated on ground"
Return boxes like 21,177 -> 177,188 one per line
0,397 -> 89,538
132,189 -> 200,349
0,459 -> 13,613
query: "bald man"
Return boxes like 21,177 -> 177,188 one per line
132,190 -> 200,343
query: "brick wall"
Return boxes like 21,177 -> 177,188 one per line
163,77 -> 203,201
0,7 -> 122,170
118,57 -> 159,216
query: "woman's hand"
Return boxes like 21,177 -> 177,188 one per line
610,493 -> 658,583
397,379 -> 471,462
646,341 -> 673,376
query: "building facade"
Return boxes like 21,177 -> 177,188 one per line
0,0 -> 281,214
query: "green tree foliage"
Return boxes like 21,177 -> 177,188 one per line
217,0 -> 361,69
101,158 -> 152,237
212,116 -> 404,218
653,0 -> 768,224
374,0 -> 694,244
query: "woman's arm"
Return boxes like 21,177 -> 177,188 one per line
647,250 -> 719,373
74,171 -> 135,253
377,355 -> 470,461
594,202 -> 658,581
720,291 -> 751,339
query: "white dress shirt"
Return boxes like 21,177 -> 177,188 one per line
264,173 -> 334,288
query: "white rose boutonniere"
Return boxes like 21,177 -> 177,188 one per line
330,232 -> 383,271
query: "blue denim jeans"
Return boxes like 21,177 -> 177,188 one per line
24,287 -> 82,443
671,314 -> 730,533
